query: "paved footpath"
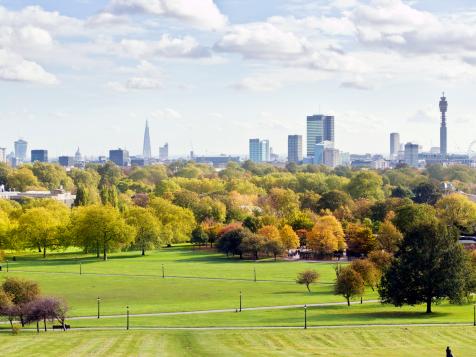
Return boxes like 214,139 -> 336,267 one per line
68,299 -> 381,320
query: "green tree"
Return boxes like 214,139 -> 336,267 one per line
7,167 -> 42,191
296,270 -> 319,292
31,162 -> 74,191
350,259 -> 380,291
412,182 -> 441,205
347,171 -> 384,201
263,237 -> 284,261
240,233 -> 265,260
335,266 -> 365,306
393,204 -> 437,234
125,207 -> 161,255
70,205 -> 134,260
191,226 -> 209,247
318,190 -> 352,211
2,277 -> 40,326
217,228 -> 247,258
376,220 -> 403,253
379,223 -> 469,313
436,193 -> 476,233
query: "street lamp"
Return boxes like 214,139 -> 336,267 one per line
79,261 -> 82,275
473,304 -> 475,327
239,290 -> 242,312
126,306 -> 130,330
97,297 -> 101,319
162,264 -> 165,278
304,304 -> 307,329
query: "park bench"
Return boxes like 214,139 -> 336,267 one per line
52,325 -> 70,330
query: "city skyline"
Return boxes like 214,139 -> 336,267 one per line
1,1 -> 476,157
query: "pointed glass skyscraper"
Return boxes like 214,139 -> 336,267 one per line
143,120 -> 152,160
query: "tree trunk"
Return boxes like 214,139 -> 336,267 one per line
103,245 -> 107,261
36,321 -> 39,333
361,296 -> 363,304
426,297 -> 432,313
43,318 -> 47,331
274,254 -> 277,261
38,246 -> 42,253
306,284 -> 310,293
43,246 -> 46,258
142,248 -> 145,256
346,297 -> 350,306
96,240 -> 100,258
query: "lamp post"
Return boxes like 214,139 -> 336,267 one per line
473,304 -> 475,327
97,297 -> 101,319
304,304 -> 307,329
239,290 -> 242,312
162,264 -> 165,278
79,261 -> 82,275
6,259 -> 8,273
126,306 -> 130,330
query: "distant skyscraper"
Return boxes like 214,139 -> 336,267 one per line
59,156 -> 74,167
404,143 -> 419,168
109,148 -> 130,167
14,139 -> 27,161
307,115 -> 334,157
390,133 -> 400,159
288,135 -> 303,163
249,138 -> 270,163
159,143 -> 169,161
0,148 -> 6,163
143,120 -> 152,160
31,150 -> 48,163
439,93 -> 448,157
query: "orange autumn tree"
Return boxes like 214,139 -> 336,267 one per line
307,215 -> 346,256
258,225 -> 280,241
279,224 -> 300,250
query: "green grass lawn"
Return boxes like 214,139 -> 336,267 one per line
0,327 -> 475,356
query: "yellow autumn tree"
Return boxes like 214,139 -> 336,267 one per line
279,224 -> 300,250
258,225 -> 280,241
306,215 -> 346,255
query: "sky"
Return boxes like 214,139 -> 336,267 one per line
1,0 -> 476,158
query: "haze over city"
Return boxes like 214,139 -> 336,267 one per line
1,0 -> 476,157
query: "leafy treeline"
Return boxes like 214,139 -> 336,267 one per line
1,160 -> 476,261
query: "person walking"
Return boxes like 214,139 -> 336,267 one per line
446,346 -> 454,357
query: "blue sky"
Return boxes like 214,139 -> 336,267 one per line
1,0 -> 476,158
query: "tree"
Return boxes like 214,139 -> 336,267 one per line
264,188 -> 300,219
279,224 -> 300,250
240,233 -> 265,260
7,167 -> 42,191
217,228 -> 248,258
335,266 -> 364,306
263,238 -> 284,261
436,193 -> 476,234
2,277 -> 40,326
347,171 -> 384,201
191,226 -> 209,247
258,225 -> 280,241
376,220 -> 403,253
350,259 -> 380,291
306,216 -> 346,256
0,210 -> 11,249
368,250 -> 393,273
393,204 -> 437,235
412,182 -> 441,205
296,270 -> 319,292
379,223 -> 469,313
31,162 -> 74,191
149,197 -> 196,245
346,223 -> 376,257
70,205 -> 134,260
125,207 -> 161,255
17,207 -> 66,257
318,190 -> 352,211
243,216 -> 262,233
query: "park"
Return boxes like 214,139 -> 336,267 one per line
0,245 -> 475,356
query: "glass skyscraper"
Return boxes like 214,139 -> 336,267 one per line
287,135 -> 303,163
249,138 -> 270,163
14,139 -> 28,161
306,115 -> 334,157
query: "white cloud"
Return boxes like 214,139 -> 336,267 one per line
119,35 -> 210,59
106,0 -> 227,30
150,108 -> 182,120
0,49 -> 58,84
126,77 -> 162,89
216,22 -> 309,60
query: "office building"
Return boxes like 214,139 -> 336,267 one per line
0,148 -> 6,163
131,157 -> 145,166
323,147 -> 340,168
307,115 -> 334,157
14,139 -> 27,161
288,135 -> 303,163
249,138 -> 270,163
439,93 -> 448,157
159,143 -> 169,161
404,143 -> 419,168
194,156 -> 240,168
31,150 -> 48,163
143,120 -> 152,160
109,148 -> 130,167
390,133 -> 400,159
59,156 -> 74,167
